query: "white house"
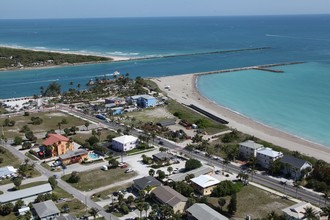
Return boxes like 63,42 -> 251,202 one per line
256,147 -> 283,169
239,140 -> 264,159
0,166 -> 17,179
190,175 -> 220,195
282,202 -> 323,220
112,135 -> 138,152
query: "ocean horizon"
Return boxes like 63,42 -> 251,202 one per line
1,15 -> 330,148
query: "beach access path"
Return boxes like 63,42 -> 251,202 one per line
151,74 -> 330,162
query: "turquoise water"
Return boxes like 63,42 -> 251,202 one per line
88,152 -> 100,160
1,15 -> 330,147
197,62 -> 330,146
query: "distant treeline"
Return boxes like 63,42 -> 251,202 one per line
0,47 -> 112,69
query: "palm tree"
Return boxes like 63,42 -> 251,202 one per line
89,207 -> 99,219
143,202 -> 150,218
302,206 -> 319,220
84,121 -> 90,131
321,206 -> 330,220
136,202 -> 144,219
57,122 -> 62,133
149,168 -> 155,177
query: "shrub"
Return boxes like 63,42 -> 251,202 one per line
185,159 -> 202,171
211,180 -> 243,197
67,171 -> 80,183
13,136 -> 23,145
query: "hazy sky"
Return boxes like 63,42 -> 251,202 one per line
1,0 -> 330,19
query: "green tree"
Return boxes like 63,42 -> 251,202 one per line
174,181 -> 194,197
156,170 -> 166,180
136,202 -> 144,219
228,193 -> 237,215
48,176 -> 57,189
149,168 -> 155,177
13,199 -> 25,212
167,166 -> 173,175
12,177 -> 22,190
85,121 -> 90,131
13,136 -> 23,145
185,158 -> 202,171
302,207 -> 319,220
89,207 -> 99,219
127,195 -> 134,204
108,158 -> 119,168
42,82 -> 61,97
218,198 -> 226,210
143,202 -> 150,218
25,131 -> 36,142
67,171 -> 80,183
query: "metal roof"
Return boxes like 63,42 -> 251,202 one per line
0,183 -> 52,203
239,140 -> 264,150
59,149 -> 88,160
169,166 -> 214,182
0,166 -> 17,178
187,203 -> 229,220
33,200 -> 60,218
191,175 -> 220,188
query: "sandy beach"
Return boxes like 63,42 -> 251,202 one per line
152,74 -> 330,162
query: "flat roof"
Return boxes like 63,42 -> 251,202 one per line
112,135 -> 138,144
0,166 -> 17,177
239,140 -> 264,150
0,183 -> 52,203
257,147 -> 282,158
187,203 -> 228,220
191,175 -> 220,188
169,166 -> 214,182
59,149 -> 88,160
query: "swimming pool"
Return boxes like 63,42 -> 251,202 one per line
88,152 -> 101,160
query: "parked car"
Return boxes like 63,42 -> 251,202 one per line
125,168 -> 134,173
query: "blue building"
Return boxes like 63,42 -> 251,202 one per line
129,95 -> 157,108
111,107 -> 124,115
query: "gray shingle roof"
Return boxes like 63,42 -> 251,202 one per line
133,176 -> 162,190
280,155 -> 310,169
33,200 -> 60,218
152,152 -> 174,161
187,203 -> 229,220
153,185 -> 187,207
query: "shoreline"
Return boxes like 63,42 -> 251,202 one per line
0,45 -> 131,72
152,73 -> 330,162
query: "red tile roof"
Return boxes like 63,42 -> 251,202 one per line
44,133 -> 69,146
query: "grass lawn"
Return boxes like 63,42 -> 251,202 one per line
0,213 -> 17,220
0,111 -> 87,138
126,146 -> 155,156
92,182 -> 132,201
208,185 -> 295,219
166,99 -> 227,134
126,107 -> 174,123
0,146 -> 22,167
72,129 -> 118,145
62,167 -> 137,191
18,181 -> 48,190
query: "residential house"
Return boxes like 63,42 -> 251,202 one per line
112,135 -> 138,152
59,149 -> 89,165
0,166 -> 17,179
133,176 -> 162,191
32,200 -> 60,220
187,203 -> 229,220
256,147 -> 283,169
42,133 -> 74,157
129,95 -> 157,108
152,152 -> 174,164
280,155 -> 312,180
152,185 -> 187,213
0,183 -> 52,204
169,166 -> 214,182
239,140 -> 264,160
190,175 -> 220,195
282,202 -> 323,220
110,107 -> 124,115
105,97 -> 126,106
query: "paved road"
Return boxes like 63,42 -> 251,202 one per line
2,140 -> 119,220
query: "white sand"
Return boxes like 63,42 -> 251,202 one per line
152,74 -> 330,162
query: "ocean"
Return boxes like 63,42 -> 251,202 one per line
0,15 -> 330,146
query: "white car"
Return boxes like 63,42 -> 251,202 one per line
125,168 -> 134,173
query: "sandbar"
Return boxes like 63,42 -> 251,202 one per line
152,74 -> 330,162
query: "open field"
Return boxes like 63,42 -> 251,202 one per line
166,99 -> 227,134
0,111 -> 87,138
126,107 -> 175,123
0,146 -> 22,167
208,185 -> 295,219
92,182 -> 132,201
72,129 -> 118,145
62,167 -> 137,191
